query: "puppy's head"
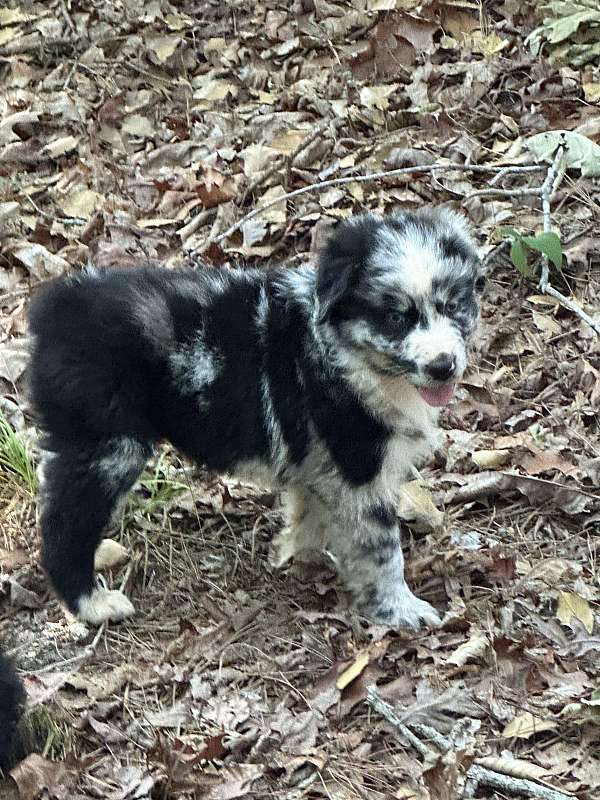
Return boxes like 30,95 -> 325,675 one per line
316,209 -> 484,407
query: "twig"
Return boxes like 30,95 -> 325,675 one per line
205,163 -> 545,249
540,284 -> 600,335
467,187 -> 541,199
32,558 -> 136,675
464,765 -> 574,800
536,146 -> 600,336
408,722 -> 451,753
366,686 -> 434,759
58,0 -> 77,34
367,687 -> 573,800
539,146 -> 565,290
241,120 -> 335,205
178,207 -> 217,244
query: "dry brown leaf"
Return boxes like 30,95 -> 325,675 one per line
360,84 -> 399,110
122,114 -> 155,139
269,129 -> 309,155
446,632 -> 488,667
206,764 -> 264,800
13,243 -> 69,278
336,649 -> 370,690
467,31 -> 509,57
475,756 -> 549,781
557,591 -> 594,634
59,189 -> 103,220
397,481 -> 443,531
146,34 -> 180,63
10,755 -> 77,800
520,449 -> 577,476
0,337 -> 30,382
502,712 -> 557,739
10,579 -> 41,609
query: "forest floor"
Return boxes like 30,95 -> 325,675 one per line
0,1 -> 599,798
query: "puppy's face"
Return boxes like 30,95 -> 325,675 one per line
316,210 -> 484,407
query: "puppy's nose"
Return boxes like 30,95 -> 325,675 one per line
426,353 -> 455,381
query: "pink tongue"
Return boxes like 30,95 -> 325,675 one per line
418,383 -> 456,407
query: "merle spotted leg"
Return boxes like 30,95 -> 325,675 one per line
39,437 -> 152,624
325,498 -> 441,630
271,487 -> 328,567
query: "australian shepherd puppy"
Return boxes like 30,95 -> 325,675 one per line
28,208 -> 484,630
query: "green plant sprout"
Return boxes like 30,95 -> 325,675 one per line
498,228 -> 563,279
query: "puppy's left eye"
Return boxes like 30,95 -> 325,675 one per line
387,310 -> 404,324
445,299 -> 459,315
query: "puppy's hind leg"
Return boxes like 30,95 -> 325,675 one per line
271,488 -> 327,568
39,438 -> 152,625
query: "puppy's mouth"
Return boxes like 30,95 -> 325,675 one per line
416,383 -> 456,407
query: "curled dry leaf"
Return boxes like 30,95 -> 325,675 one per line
475,756 -> 549,781
10,754 -> 77,800
397,481 -> 443,531
446,632 -> 488,667
336,649 -> 370,690
472,449 -> 510,469
501,712 -> 557,740
556,591 -> 594,634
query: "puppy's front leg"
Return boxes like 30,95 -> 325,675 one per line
329,500 -> 441,630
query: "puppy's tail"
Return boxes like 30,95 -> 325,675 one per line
0,649 -> 25,773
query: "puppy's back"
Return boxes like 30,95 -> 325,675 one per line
28,267 -> 171,445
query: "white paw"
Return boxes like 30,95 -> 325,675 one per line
94,538 -> 129,570
270,529 -> 299,568
395,594 -> 442,630
362,587 -> 441,631
77,588 -> 135,625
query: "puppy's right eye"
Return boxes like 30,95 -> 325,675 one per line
387,310 -> 404,324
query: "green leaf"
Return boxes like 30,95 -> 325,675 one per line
496,226 -> 519,242
521,232 -> 563,271
510,239 -> 534,278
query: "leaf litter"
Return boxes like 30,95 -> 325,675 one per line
0,0 -> 600,798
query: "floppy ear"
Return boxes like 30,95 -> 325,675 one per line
316,256 -> 356,323
315,216 -> 377,322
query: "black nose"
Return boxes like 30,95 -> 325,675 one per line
426,353 -> 455,381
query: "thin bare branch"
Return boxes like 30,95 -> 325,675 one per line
206,163 -> 545,249
464,764 -> 574,800
536,146 -> 600,336
366,686 -> 434,760
368,687 -> 574,800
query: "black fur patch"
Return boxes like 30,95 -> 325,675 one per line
0,651 -> 25,771
359,532 -> 399,567
368,502 -> 397,528
440,235 -> 472,263
317,216 -> 381,320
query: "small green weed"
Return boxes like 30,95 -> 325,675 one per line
0,410 -> 37,494
136,451 -> 188,516
498,227 -> 563,279
24,705 -> 70,760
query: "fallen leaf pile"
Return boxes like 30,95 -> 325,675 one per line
1,1 -> 599,798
